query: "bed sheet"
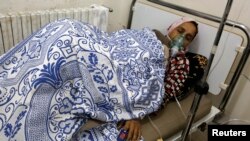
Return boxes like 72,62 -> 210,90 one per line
0,19 -> 165,140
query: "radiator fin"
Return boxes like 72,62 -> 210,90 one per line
0,6 -> 108,55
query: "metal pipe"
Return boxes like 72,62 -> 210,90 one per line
147,0 -> 250,42
218,32 -> 250,111
202,0 -> 234,82
102,5 -> 114,12
127,0 -> 137,29
180,0 -> 234,140
180,94 -> 203,141
148,0 -> 227,23
129,0 -> 250,139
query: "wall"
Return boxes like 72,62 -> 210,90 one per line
104,0 -> 133,32
0,0 -> 131,32
0,0 -> 102,13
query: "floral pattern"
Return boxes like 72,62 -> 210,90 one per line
0,19 -> 165,140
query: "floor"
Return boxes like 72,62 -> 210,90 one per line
169,124 -> 209,141
188,128 -> 208,141
184,115 -> 232,141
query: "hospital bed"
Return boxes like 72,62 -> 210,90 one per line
125,0 -> 250,140
0,1 -> 249,141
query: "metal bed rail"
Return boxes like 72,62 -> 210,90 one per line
145,0 -> 250,118
128,0 -> 250,140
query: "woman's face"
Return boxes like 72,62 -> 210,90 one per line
168,22 -> 197,49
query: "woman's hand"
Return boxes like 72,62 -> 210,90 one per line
117,119 -> 142,141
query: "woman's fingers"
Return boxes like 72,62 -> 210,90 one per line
126,121 -> 134,140
123,120 -> 130,131
122,120 -> 141,141
132,125 -> 140,141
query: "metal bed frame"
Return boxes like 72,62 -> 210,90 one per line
128,0 -> 250,140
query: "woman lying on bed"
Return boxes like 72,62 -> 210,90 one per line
0,18 -> 202,141
126,17 -> 208,141
118,17 -> 205,141
112,17 -> 202,141
155,17 -> 199,103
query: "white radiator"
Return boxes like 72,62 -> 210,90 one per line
0,5 -> 109,55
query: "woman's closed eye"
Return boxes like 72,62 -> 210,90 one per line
177,27 -> 185,33
185,34 -> 194,41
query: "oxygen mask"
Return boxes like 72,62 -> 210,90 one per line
169,34 -> 185,57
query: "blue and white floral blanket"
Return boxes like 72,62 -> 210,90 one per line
0,19 -> 166,141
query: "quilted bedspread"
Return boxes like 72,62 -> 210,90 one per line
0,19 -> 166,141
